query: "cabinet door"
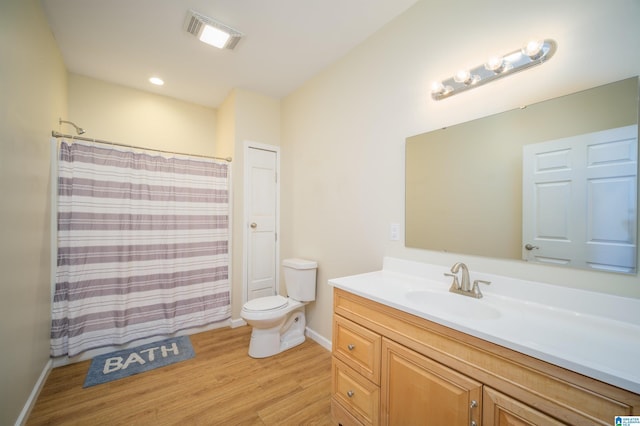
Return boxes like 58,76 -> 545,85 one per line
483,387 -> 566,426
381,338 -> 482,426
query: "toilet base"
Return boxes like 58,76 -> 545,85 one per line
248,309 -> 306,358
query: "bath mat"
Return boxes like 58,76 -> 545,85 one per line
83,336 -> 195,388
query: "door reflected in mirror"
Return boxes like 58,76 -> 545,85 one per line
405,77 -> 639,274
522,125 -> 637,273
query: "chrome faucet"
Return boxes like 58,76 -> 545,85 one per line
444,262 -> 491,299
451,262 -> 471,291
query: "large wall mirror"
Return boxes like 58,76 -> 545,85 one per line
406,77 -> 639,274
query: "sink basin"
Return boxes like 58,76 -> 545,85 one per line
405,290 -> 501,320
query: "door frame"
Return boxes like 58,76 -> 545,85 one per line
242,140 -> 281,305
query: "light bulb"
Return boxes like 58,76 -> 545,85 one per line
523,40 -> 544,59
453,70 -> 479,86
453,70 -> 471,84
431,81 -> 445,94
485,56 -> 506,73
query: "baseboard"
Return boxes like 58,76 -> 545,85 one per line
15,359 -> 52,426
230,318 -> 247,328
305,326 -> 332,352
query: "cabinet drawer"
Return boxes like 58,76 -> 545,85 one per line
484,386 -> 566,425
333,315 -> 381,384
333,358 -> 380,426
332,397 -> 364,426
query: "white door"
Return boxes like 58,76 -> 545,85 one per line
246,145 -> 279,301
522,125 -> 637,273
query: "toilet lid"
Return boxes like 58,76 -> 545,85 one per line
243,295 -> 288,312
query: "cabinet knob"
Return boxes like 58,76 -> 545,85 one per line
347,390 -> 354,398
347,344 -> 355,351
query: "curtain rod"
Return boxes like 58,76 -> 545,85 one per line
51,131 -> 232,162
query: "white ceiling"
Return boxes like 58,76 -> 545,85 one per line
41,0 -> 419,108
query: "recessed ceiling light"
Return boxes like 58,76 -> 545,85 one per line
149,77 -> 164,86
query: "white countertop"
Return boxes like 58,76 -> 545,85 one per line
328,257 -> 640,394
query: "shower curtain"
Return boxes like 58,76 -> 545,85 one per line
51,141 -> 231,357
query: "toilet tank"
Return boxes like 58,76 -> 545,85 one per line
282,258 -> 317,302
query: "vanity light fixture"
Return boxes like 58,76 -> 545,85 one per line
185,9 -> 243,50
431,39 -> 557,100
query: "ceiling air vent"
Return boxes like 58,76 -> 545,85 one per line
185,10 -> 243,50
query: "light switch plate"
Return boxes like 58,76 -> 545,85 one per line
390,223 -> 400,241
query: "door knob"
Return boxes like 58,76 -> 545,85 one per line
524,243 -> 539,251
250,222 -> 257,229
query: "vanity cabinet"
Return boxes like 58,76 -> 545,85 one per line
330,288 -> 640,426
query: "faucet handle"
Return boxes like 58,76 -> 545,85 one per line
471,280 -> 491,298
444,273 -> 460,290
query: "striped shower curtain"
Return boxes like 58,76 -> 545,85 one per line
51,141 -> 231,357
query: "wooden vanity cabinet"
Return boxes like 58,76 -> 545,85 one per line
330,288 -> 640,426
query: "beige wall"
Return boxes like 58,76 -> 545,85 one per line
215,91 -> 236,161
67,74 -> 217,156
217,89 -> 282,320
0,0 -> 68,424
282,0 -> 640,340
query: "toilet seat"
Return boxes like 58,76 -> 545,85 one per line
243,295 -> 288,312
241,296 -> 305,323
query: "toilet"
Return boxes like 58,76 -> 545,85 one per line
241,258 -> 318,358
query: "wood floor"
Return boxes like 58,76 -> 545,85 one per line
27,326 -> 335,426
